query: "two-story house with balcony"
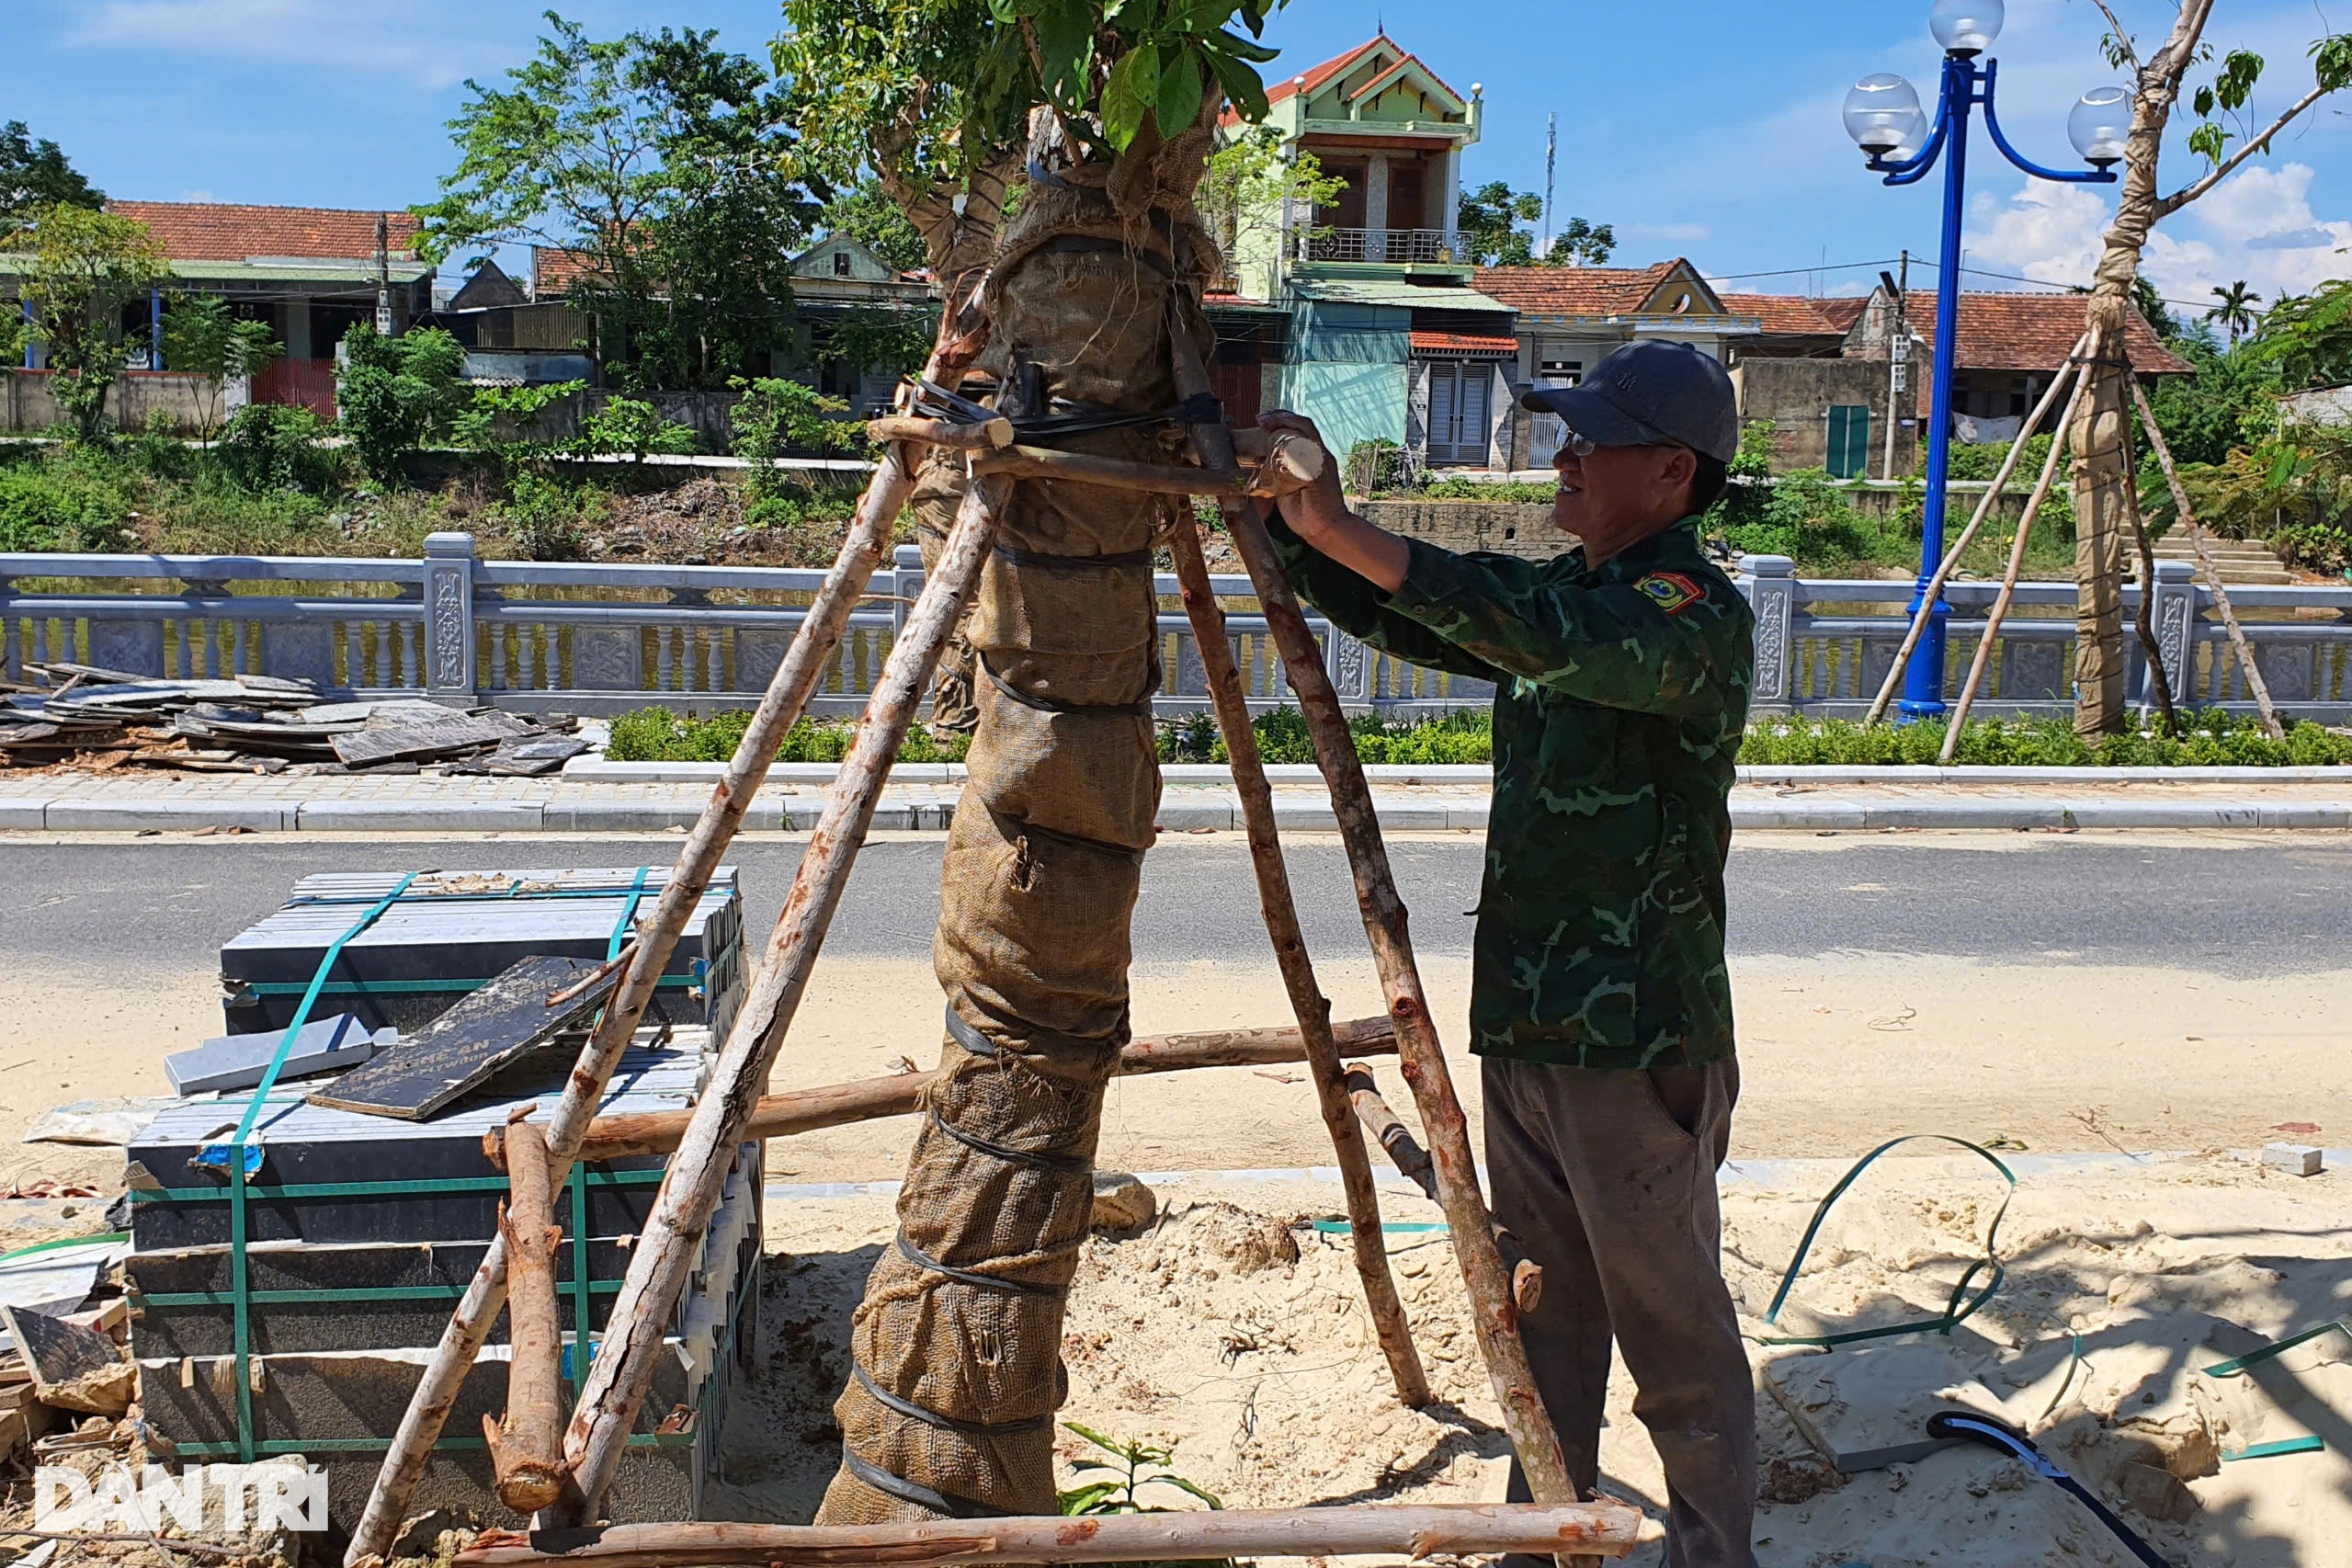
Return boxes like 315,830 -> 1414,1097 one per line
1223,34 -> 1519,472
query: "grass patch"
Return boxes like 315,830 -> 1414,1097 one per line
608,705 -> 2350,768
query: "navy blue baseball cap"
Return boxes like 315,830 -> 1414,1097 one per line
1519,339 -> 1740,463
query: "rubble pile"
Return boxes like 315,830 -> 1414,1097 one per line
0,665 -> 585,775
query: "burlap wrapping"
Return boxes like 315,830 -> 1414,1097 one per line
816,112 -> 1217,1527
911,448 -> 981,736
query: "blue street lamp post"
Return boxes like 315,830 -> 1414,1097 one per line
1842,0 -> 2127,718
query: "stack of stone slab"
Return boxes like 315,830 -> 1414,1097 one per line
218,868 -> 745,1038
123,869 -> 759,1535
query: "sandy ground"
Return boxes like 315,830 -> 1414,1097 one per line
720,1157 -> 2352,1568
9,944 -> 2338,1193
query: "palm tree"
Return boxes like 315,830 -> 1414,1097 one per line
2207,279 -> 2263,344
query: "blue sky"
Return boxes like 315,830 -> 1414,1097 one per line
12,0 -> 2350,317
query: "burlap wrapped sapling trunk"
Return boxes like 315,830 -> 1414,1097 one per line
816,110 -> 1220,1525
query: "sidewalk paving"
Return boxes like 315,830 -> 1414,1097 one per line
6,764 -> 2352,833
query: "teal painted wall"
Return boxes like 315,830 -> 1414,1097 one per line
1280,298 -> 1410,460
1280,359 -> 1408,464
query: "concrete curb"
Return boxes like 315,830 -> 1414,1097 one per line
4,789 -> 2351,834
566,758 -> 2352,787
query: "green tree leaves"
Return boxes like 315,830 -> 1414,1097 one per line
0,122 -> 102,228
421,14 -> 817,391
333,324 -> 470,485
1454,181 -> 1614,267
11,205 -> 168,442
775,0 -> 1287,203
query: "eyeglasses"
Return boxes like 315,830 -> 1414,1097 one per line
1555,428 -> 1688,460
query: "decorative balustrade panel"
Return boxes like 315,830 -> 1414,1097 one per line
7,540 -> 2351,724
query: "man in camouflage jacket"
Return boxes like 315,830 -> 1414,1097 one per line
1259,339 -> 1757,1568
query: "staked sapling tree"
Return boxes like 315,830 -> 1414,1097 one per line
2062,2 -> 2352,734
766,0 -> 1400,1537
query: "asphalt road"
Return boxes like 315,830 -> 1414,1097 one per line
2,831 -> 2345,978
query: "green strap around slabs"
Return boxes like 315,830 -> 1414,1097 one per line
1757,1134 -> 2017,1348
202,866 -> 665,1459
222,872 -> 419,1460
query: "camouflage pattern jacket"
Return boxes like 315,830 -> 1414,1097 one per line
1269,516 -> 1754,1070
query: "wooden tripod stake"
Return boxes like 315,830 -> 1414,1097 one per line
2131,378 -> 2283,737
484,1119 -> 569,1514
1166,503 -> 1430,1408
347,432 -> 932,1563
1939,369 -> 2096,758
562,1015 -> 1403,1163
347,300 -> 997,1559
1865,338 -> 2089,727
1164,326 -> 1577,1512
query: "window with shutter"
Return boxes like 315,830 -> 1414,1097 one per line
1825,404 -> 1870,479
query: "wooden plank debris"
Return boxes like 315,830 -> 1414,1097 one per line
306,956 -> 621,1121
0,1304 -> 134,1416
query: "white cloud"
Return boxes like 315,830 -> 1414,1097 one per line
68,0 -> 483,89
1963,162 -> 2352,313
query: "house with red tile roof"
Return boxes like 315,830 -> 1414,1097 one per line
0,200 -> 437,416
1720,284 -> 2192,477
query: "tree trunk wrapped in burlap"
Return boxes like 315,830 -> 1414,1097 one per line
911,449 -> 983,735
816,113 -> 1217,1526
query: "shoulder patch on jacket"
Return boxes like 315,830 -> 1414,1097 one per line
1634,572 -> 1704,616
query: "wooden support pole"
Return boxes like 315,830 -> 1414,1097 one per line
1163,325 -> 1576,1515
969,434 -> 1323,500
1167,509 -> 1429,1408
555,469 -> 1015,1522
867,415 -> 1014,450
2131,378 -> 2284,738
453,1501 -> 1644,1568
1864,339 -> 2089,727
560,1016 -> 1401,1164
1939,370 -> 2095,760
347,433 -> 933,1565
484,1120 -> 569,1516
1343,1063 -> 1543,1315
2122,455 -> 2183,736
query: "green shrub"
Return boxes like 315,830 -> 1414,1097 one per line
0,451 -> 135,551
1344,438 -> 1406,495
494,472 -> 594,562
1737,711 -> 2352,767
584,396 -> 698,461
216,403 -> 337,493
607,705 -> 2352,770
335,324 -> 468,486
1415,475 -> 1556,504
